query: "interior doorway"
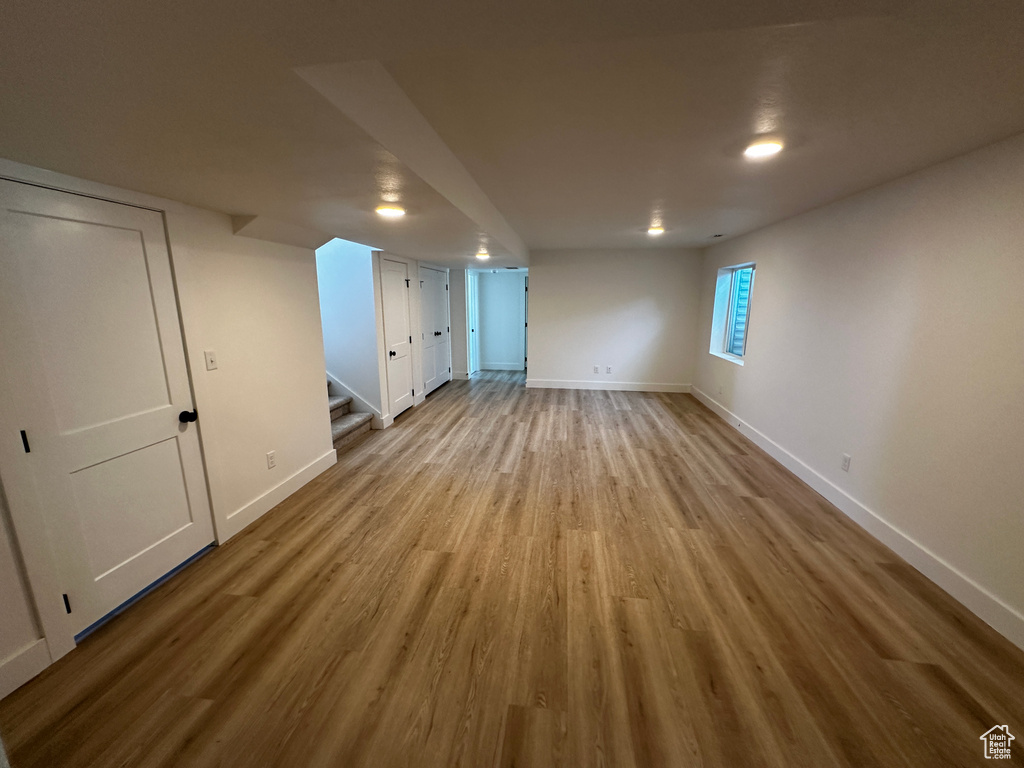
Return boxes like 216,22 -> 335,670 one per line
474,269 -> 528,372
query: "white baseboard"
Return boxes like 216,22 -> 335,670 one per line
325,371 -> 385,429
0,638 -> 50,700
690,386 -> 1024,651
481,363 -> 526,371
219,450 -> 337,542
526,379 -> 691,393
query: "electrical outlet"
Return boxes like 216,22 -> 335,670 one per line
593,365 -> 599,374
204,350 -> 218,371
606,366 -> 612,374
841,453 -> 851,472
267,450 -> 276,469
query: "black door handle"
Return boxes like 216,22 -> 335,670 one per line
178,409 -> 198,424
389,350 -> 396,358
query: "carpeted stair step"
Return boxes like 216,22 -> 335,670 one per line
328,394 -> 352,419
331,411 -> 373,451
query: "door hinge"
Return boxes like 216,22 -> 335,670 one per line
20,430 -> 30,453
525,322 -> 528,327
447,326 -> 449,332
446,284 -> 448,290
405,278 -> 410,287
412,389 -> 415,396
63,593 -> 71,614
409,335 -> 412,343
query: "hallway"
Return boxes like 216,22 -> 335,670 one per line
1,371 -> 1022,767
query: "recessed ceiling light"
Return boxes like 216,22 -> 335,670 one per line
476,250 -> 490,261
648,226 -> 665,236
743,140 -> 784,159
375,205 -> 406,218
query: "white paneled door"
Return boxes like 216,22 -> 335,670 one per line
467,272 -> 480,375
0,180 -> 214,640
381,258 -> 414,417
419,266 -> 450,396
421,270 -> 439,394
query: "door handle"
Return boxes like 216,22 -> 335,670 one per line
389,350 -> 396,358
178,409 -> 198,424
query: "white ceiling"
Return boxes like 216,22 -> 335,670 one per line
1,0 -> 1023,266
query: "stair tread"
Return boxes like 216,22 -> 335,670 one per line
328,394 -> 352,411
331,411 -> 372,440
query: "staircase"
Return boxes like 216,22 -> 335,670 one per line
328,380 -> 373,453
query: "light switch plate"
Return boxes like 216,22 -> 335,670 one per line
204,350 -> 218,371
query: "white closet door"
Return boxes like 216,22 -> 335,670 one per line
435,271 -> 451,387
419,267 -> 450,395
381,258 -> 414,416
467,272 -> 480,375
420,267 -> 439,394
0,180 -> 214,638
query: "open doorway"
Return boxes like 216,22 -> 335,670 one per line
474,269 -> 528,372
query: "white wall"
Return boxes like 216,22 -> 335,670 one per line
316,239 -> 384,414
693,132 -> 1024,649
527,249 -> 702,391
169,209 -> 336,542
478,271 -> 527,371
449,269 -> 470,379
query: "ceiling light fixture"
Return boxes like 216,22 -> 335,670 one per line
476,250 -> 490,261
648,226 -> 665,236
743,140 -> 784,159
375,205 -> 406,218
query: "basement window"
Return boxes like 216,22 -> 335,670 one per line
709,263 -> 755,365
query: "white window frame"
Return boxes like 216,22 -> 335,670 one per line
709,262 -> 755,366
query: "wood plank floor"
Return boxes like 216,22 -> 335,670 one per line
2,371 -> 1023,767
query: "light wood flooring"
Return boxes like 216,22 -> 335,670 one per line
2,371 -> 1023,767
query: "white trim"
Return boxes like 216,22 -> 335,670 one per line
220,450 -> 336,542
709,349 -> 745,366
526,379 -> 691,393
326,371 -> 385,430
481,363 -> 526,371
690,386 -> 1024,651
0,639 -> 50,700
